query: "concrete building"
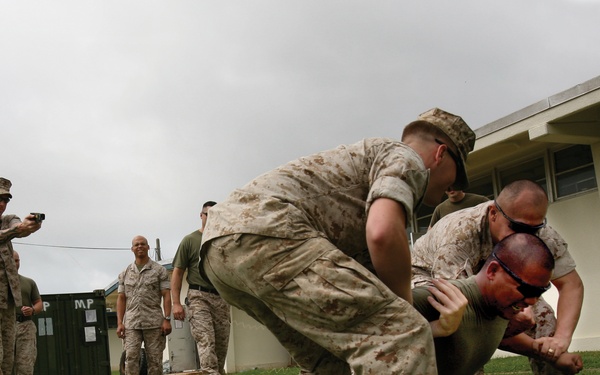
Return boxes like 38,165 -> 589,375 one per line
105,74 -> 600,371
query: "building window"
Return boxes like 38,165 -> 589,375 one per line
554,145 -> 597,198
468,175 -> 495,200
499,158 -> 547,193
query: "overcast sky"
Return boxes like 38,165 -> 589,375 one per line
3,0 -> 600,294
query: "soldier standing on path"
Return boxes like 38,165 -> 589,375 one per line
172,201 -> 230,375
117,235 -> 172,375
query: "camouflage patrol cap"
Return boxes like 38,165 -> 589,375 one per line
418,108 -> 476,190
0,177 -> 12,198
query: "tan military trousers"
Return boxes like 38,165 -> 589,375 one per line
203,234 -> 437,375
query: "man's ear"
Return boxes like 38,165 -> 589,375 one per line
433,143 -> 445,165
486,261 -> 500,281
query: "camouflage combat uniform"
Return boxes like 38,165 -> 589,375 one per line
173,231 -> 230,375
201,138 -> 438,374
0,214 -> 22,375
14,274 -> 41,375
118,260 -> 170,375
412,201 -> 577,374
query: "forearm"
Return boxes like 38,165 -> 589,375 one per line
366,198 -> 411,302
370,237 -> 412,302
162,291 -> 172,317
500,333 -> 540,358
171,268 -> 184,305
116,294 -> 126,325
32,299 -> 43,315
0,221 -> 23,243
554,273 -> 584,342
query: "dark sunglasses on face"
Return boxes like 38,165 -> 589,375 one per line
0,197 -> 10,204
491,252 -> 551,298
494,201 -> 546,234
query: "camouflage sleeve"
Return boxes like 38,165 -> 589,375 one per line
539,226 -> 577,279
429,243 -> 478,280
0,215 -> 22,244
159,266 -> 170,290
117,268 -> 126,294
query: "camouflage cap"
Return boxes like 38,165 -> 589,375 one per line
0,177 -> 12,198
418,108 -> 476,190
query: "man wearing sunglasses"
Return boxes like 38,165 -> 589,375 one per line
413,232 -> 583,375
412,179 -> 584,374
200,108 -> 475,374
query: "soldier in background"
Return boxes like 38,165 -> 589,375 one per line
172,201 -> 230,375
116,235 -> 171,375
428,188 -> 489,229
12,250 -> 42,375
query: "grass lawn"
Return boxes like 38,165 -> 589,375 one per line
110,350 -> 600,374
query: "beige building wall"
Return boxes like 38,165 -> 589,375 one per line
545,177 -> 600,351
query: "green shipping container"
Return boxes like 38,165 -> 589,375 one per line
34,289 -> 111,375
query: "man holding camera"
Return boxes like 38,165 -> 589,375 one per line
0,177 -> 42,375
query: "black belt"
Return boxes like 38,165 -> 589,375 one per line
188,284 -> 219,295
16,315 -> 32,323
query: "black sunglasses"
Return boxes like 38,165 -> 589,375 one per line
434,139 -> 463,172
494,201 -> 546,234
491,252 -> 551,298
0,197 -> 10,204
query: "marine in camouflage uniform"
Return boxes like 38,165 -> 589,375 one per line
117,235 -> 172,375
13,250 -> 43,375
201,108 -> 476,374
172,201 -> 230,375
0,178 -> 41,375
412,180 -> 584,374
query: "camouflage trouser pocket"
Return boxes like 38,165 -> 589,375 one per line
263,240 -> 394,331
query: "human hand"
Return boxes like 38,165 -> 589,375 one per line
21,306 -> 34,317
427,279 -> 468,337
116,324 -> 125,339
17,215 -> 42,237
553,352 -> 583,374
503,306 -> 535,338
161,320 -> 172,336
173,303 -> 186,321
533,335 -> 571,361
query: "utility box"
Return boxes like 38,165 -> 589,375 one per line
34,289 -> 111,375
167,314 -> 199,372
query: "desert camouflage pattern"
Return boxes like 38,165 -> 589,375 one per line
411,202 -> 576,287
118,260 -> 169,375
417,107 -> 475,163
187,290 -> 230,375
14,320 -> 36,375
1,215 -> 23,309
118,260 -> 170,329
202,138 -> 429,254
204,235 -> 437,374
527,299 -> 563,375
0,301 -> 15,375
123,328 -> 165,375
201,139 -> 438,373
1,214 -> 21,375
